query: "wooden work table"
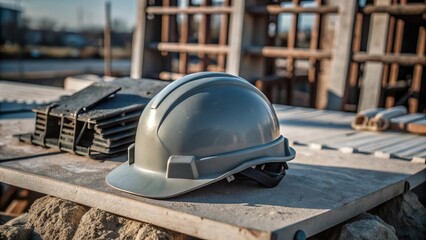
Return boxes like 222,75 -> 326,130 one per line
0,115 -> 425,240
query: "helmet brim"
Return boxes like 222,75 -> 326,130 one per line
106,147 -> 296,199
106,162 -> 216,199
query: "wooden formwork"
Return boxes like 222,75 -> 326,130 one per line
131,0 -> 232,81
131,0 -> 425,112
349,0 -> 426,113
131,0 -> 340,108
243,0 -> 337,108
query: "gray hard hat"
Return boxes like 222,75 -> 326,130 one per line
106,72 -> 295,198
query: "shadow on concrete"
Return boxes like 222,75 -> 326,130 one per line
0,102 -> 36,119
170,163 -> 409,210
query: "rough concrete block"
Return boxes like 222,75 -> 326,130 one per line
72,208 -> 188,240
371,192 -> 426,240
26,196 -> 88,240
338,213 -> 398,240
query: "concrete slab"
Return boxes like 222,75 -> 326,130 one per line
0,118 -> 425,240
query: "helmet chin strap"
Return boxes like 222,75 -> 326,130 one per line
236,162 -> 289,188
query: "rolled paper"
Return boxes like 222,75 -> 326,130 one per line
367,106 -> 407,131
351,108 -> 384,130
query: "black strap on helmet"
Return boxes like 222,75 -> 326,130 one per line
237,162 -> 289,188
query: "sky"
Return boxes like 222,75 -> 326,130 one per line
0,0 -> 137,31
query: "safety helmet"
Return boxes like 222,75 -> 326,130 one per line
106,72 -> 295,198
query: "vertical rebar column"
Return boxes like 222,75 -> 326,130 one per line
409,26 -> 425,113
308,0 -> 322,108
161,0 -> 171,55
380,0 -> 396,107
179,0 -> 190,74
345,12 -> 363,110
217,0 -> 229,71
198,0 -> 211,71
386,0 -> 406,107
328,0 -> 357,110
104,1 -> 112,76
286,0 -> 300,105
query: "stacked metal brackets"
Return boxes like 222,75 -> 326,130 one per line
18,78 -> 169,158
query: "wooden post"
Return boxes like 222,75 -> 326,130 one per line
130,0 -> 146,78
358,0 -> 391,111
132,0 -> 163,78
104,1 -> 112,76
327,0 -> 357,110
227,0 -> 268,80
226,0 -> 245,75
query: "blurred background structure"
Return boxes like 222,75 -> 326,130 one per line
0,0 -> 425,113
0,0 -> 135,85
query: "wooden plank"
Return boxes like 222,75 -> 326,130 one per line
338,134 -> 402,154
5,200 -> 28,215
374,137 -> 426,159
396,144 -> 426,159
245,47 -> 331,59
352,53 -> 426,65
327,0 -> 357,110
358,0 -> 391,111
149,42 -> 228,54
357,134 -> 416,152
246,5 -> 339,14
156,71 -> 185,81
0,186 -> 17,210
407,118 -> 426,134
326,133 -> 389,148
146,6 -> 232,14
0,118 -> 425,240
363,3 -> 426,15
390,113 -> 425,130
